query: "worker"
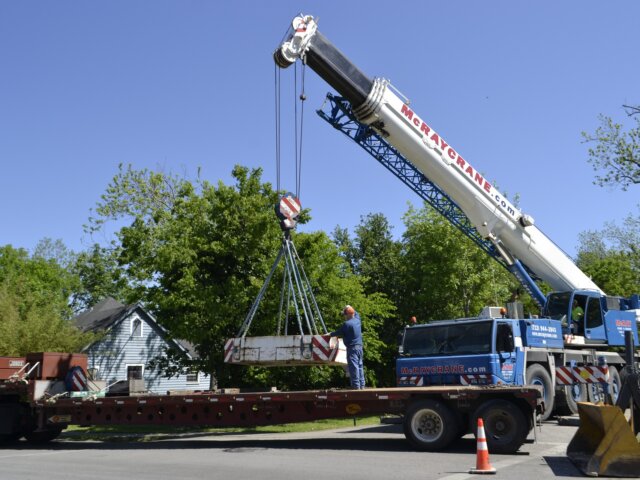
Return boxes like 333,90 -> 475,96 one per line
330,305 -> 365,389
410,316 -> 417,325
571,299 -> 584,334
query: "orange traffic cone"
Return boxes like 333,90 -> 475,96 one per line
469,418 -> 496,474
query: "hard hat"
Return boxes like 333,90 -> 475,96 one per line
343,305 -> 355,315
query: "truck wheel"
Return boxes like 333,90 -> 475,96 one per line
403,400 -> 457,451
473,399 -> 528,454
526,364 -> 554,421
554,383 -> 587,416
588,365 -> 621,404
608,366 -> 621,403
24,428 -> 62,444
0,433 -> 22,445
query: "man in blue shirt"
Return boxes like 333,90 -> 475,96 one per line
330,305 -> 365,389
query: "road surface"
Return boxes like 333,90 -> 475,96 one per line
0,420 -> 594,480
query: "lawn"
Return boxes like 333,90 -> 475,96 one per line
61,416 -> 383,441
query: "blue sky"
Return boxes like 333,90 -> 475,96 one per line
1,1 -> 638,259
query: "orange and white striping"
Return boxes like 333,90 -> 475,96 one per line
460,374 -> 490,386
398,375 -> 424,386
555,365 -> 609,385
311,335 -> 338,361
469,418 -> 496,474
224,338 -> 236,363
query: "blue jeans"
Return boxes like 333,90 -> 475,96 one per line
347,345 -> 365,389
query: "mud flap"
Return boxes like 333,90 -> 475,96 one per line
567,402 -> 640,477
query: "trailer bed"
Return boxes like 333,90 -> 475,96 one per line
2,379 -> 542,453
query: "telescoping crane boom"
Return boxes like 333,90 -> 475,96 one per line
274,15 -> 601,300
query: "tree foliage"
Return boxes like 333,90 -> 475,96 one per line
334,213 -> 402,300
71,244 -> 132,312
333,205 -> 524,385
0,244 -> 93,355
397,204 -> 520,320
87,164 -> 395,388
582,107 -> 640,190
576,213 -> 640,296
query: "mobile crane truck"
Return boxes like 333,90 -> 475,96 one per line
274,13 -> 640,475
274,15 -> 640,471
273,13 -> 639,420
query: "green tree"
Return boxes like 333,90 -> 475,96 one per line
337,213 -> 402,299
333,214 -> 403,386
580,105 -> 639,296
0,244 -> 92,355
88,164 -> 395,388
582,106 -> 640,190
398,204 -> 518,322
576,216 -> 640,296
71,244 -> 132,312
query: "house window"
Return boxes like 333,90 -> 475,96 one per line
131,317 -> 143,337
186,371 -> 199,383
127,365 -> 144,380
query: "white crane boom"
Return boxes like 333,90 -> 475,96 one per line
275,15 -> 601,294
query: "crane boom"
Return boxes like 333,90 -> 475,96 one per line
275,15 -> 601,295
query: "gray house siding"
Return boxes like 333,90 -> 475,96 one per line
86,310 -> 210,393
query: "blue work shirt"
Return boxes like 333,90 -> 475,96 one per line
330,312 -> 363,348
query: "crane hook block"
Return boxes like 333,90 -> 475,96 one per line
275,193 -> 301,231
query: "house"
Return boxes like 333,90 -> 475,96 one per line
74,297 -> 211,393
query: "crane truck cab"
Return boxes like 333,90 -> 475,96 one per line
543,290 -> 640,346
397,295 -> 640,420
397,316 -> 563,388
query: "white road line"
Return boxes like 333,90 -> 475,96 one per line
437,443 -> 567,480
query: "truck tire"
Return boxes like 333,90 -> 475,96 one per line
0,433 -> 22,445
588,365 -> 621,404
403,399 -> 457,451
526,364 -> 554,421
554,383 -> 587,416
608,366 -> 621,403
473,399 -> 528,454
24,428 -> 62,444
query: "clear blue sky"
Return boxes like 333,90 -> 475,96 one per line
1,1 -> 638,258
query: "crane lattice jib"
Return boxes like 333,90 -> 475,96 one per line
316,94 -> 546,306
317,95 -> 501,263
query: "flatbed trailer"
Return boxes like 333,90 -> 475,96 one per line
1,377 -> 542,453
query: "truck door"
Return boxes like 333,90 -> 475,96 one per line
571,294 -> 588,335
495,322 -> 517,384
584,296 -> 606,342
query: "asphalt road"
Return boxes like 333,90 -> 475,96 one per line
0,420 -> 599,480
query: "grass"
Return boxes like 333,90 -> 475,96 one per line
61,416 -> 382,442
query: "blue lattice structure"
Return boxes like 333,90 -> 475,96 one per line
316,93 -> 546,306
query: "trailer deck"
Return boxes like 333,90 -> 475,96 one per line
1,353 -> 543,453
35,385 -> 539,429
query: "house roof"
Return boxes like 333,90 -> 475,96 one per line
74,297 -> 200,360
74,297 -> 129,332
